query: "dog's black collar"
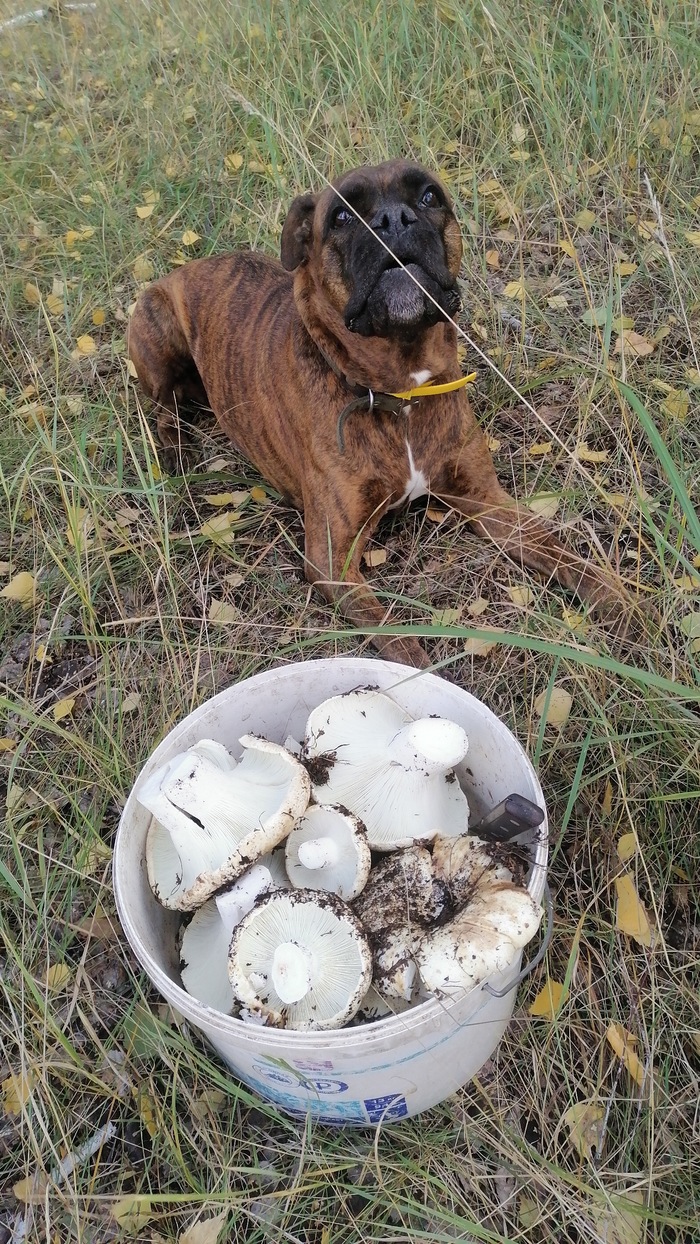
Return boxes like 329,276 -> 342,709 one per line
312,342 -> 419,453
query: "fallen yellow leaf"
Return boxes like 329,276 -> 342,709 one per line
2,1069 -> 37,1116
75,334 -> 96,356
485,248 -> 500,268
503,279 -> 526,299
224,152 -> 244,172
511,122 -> 528,145
92,308 -> 105,326
575,208 -> 597,230
486,435 -> 501,451
615,873 -> 652,946
601,780 -> 613,815
208,599 -> 239,624
113,1196 -> 154,1231
686,368 -> 700,387
463,628 -> 503,656
179,1210 -> 231,1244
614,330 -> 655,358
1,571 -> 37,606
561,606 -> 588,637
617,833 -> 637,862
478,177 -> 501,195
46,292 -> 63,315
575,441 -> 609,464
24,282 -> 41,306
508,585 -> 534,607
46,962 -> 71,991
466,596 -> 489,617
563,1100 -> 605,1161
363,548 -> 387,567
559,239 -> 577,258
684,230 -> 700,247
136,203 -> 155,219
606,1023 -> 647,1089
534,685 -> 572,727
12,1172 -> 48,1203
616,261 -> 637,276
121,691 -> 141,713
203,490 -> 249,507
528,441 -> 552,456
250,485 -> 268,503
0,738 -> 16,752
182,230 -> 201,245
199,513 -> 238,544
142,188 -> 159,204
585,1188 -> 645,1244
528,493 -> 560,519
425,507 -> 448,523
547,294 -> 569,309
529,978 -> 567,1018
53,696 -> 76,722
133,255 -> 154,282
660,390 -> 690,421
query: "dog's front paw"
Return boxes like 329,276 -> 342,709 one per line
372,634 -> 432,669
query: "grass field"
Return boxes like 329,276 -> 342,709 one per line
1,0 -> 699,1239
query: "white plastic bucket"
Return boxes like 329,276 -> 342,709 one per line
113,658 -> 548,1126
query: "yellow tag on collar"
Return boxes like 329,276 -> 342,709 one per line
391,372 -> 477,401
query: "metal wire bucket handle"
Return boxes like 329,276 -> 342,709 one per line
482,880 -> 554,999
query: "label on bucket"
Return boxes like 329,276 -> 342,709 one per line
243,1071 -> 408,1125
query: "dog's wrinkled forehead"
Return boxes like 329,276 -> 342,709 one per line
317,158 -> 453,233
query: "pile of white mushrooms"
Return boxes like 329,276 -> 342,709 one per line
138,690 -> 542,1031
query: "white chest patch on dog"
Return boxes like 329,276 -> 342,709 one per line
410,369 -> 433,386
390,440 -> 429,509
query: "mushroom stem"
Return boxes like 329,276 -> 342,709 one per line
297,836 -> 340,871
387,718 -> 468,777
271,942 -> 314,1004
214,864 -> 274,930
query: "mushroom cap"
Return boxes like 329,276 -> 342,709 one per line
285,804 -> 371,900
432,833 -> 511,910
371,926 -> 421,1001
141,735 -> 310,910
353,846 -> 445,935
179,862 -> 280,1014
228,889 -> 372,1030
417,884 -> 542,996
303,690 -> 469,850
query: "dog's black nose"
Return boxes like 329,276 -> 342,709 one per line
369,202 -> 418,238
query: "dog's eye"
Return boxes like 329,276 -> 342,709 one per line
419,186 -> 440,208
332,206 -> 354,228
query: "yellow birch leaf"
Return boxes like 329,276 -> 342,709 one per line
615,874 -> 652,946
64,229 -> 81,246
76,334 -> 96,356
511,122 -> 528,144
92,308 -> 105,326
614,330 -> 655,357
503,279 -> 526,299
113,1196 -> 154,1231
684,231 -> 700,247
126,358 -> 138,377
121,691 -> 141,713
601,780 -> 613,815
616,261 -> 637,276
464,628 -> 503,656
606,1023 -> 647,1089
53,696 -> 76,722
575,208 -> 597,230
200,513 -> 238,543
466,596 -> 489,617
529,978 -> 567,1018
486,435 -> 501,451
508,585 -> 534,607
12,1172 -> 48,1203
563,1100 -> 605,1160
617,833 -> 637,862
575,441 -> 609,463
46,292 -> 63,315
534,685 -> 572,727
0,738 -> 16,752
150,461 -> 162,481
528,493 -> 559,518
46,963 -> 71,991
179,1210 -> 230,1244
208,599 -> 239,624
425,507 -> 448,523
182,230 -> 201,245
547,294 -> 569,309
225,152 -> 244,172
136,203 -> 155,219
250,485 -> 267,502
478,177 -> 501,195
134,1085 -> 159,1137
248,159 -> 266,174
363,548 -> 387,567
1,571 -> 37,606
142,189 -> 159,204
203,490 -> 249,507
485,248 -> 500,268
586,1189 -> 644,1244
660,390 -> 690,420
2,1069 -> 37,1116
133,255 -> 154,282
559,239 -> 576,258
685,368 -> 700,387
24,282 -> 41,306
561,606 -> 588,637
528,441 -> 552,456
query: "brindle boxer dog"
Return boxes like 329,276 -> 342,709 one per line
128,158 -> 626,668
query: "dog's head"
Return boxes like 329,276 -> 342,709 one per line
280,159 -> 462,341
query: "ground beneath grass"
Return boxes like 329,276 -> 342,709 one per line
1,1 -> 699,1241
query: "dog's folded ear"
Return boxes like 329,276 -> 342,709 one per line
280,193 -> 318,271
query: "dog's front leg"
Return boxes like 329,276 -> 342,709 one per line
302,492 -> 431,669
